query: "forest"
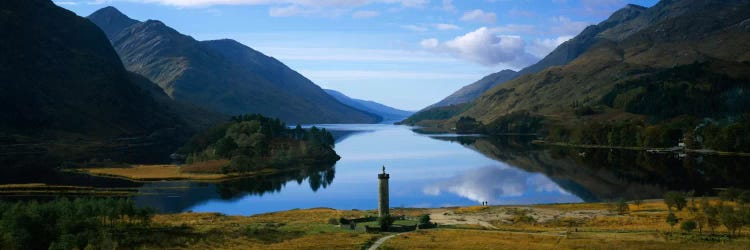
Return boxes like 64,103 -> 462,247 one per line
178,114 -> 339,174
0,198 -> 160,250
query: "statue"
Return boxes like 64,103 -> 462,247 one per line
382,165 -> 386,174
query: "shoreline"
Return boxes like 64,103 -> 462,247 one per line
71,164 -> 285,182
532,140 -> 750,157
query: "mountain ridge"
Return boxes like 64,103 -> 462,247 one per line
88,7 -> 380,124
450,0 -> 750,148
323,89 -> 413,122
0,0 -> 223,168
405,3 -> 650,123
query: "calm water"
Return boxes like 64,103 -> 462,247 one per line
3,124 -> 750,215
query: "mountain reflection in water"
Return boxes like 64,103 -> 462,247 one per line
433,135 -> 750,202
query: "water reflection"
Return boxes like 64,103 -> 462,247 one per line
435,135 -> 750,202
5,124 -> 750,216
423,165 -> 574,205
134,163 -> 336,213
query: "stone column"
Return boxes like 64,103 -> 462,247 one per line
378,168 -> 390,217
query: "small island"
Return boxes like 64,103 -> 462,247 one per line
77,114 -> 339,181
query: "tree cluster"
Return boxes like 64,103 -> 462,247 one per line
179,114 -> 338,173
0,198 -> 155,250
663,190 -> 750,237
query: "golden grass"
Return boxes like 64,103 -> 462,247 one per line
151,209 -> 374,250
454,206 -> 490,214
383,229 -> 750,250
81,165 -> 230,181
135,200 -> 750,249
180,159 -> 230,173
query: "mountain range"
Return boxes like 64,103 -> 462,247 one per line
324,89 -> 413,122
408,4 -> 654,121
88,7 -> 380,124
406,0 -> 750,141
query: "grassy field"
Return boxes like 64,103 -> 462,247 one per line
123,199 -> 750,249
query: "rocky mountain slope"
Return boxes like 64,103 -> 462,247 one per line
462,0 -> 750,124
418,0 -> 750,148
406,4 -> 650,123
88,7 -> 380,124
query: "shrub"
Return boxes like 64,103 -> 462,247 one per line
664,191 -> 687,211
738,191 -> 750,205
681,220 -> 697,233
418,214 -> 431,225
377,215 -> 394,231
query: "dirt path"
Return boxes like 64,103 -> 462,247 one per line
367,233 -> 403,250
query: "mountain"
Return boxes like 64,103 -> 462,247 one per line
87,7 -> 380,124
450,0 -> 750,146
426,70 -> 518,109
405,4 -> 649,124
0,0 -> 220,169
323,89 -> 413,122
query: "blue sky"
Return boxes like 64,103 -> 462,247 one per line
56,0 -> 658,111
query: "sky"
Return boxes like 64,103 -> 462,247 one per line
56,0 -> 658,111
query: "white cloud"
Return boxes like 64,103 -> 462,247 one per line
300,70 -> 479,81
490,24 -> 535,34
269,5 -> 316,17
382,0 -> 429,8
441,0 -> 455,11
256,47 -> 454,63
401,24 -> 428,32
460,9 -> 496,24
421,27 -> 537,67
420,38 -> 439,49
527,35 -> 573,58
435,23 -> 460,30
53,1 -> 78,5
352,10 -> 379,18
134,0 -> 428,8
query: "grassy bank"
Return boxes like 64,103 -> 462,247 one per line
140,199 -> 750,249
0,183 -> 135,196
75,164 -> 280,181
3,198 -> 749,249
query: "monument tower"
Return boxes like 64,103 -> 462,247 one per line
378,166 -> 390,217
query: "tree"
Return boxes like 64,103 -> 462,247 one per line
666,212 -> 679,232
719,206 -> 743,236
616,199 -> 629,215
664,191 -> 687,211
719,188 -> 742,202
418,214 -> 431,225
230,155 -> 254,173
681,220 -> 697,233
694,212 -> 707,234
704,205 -> 720,234
214,137 -> 238,158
